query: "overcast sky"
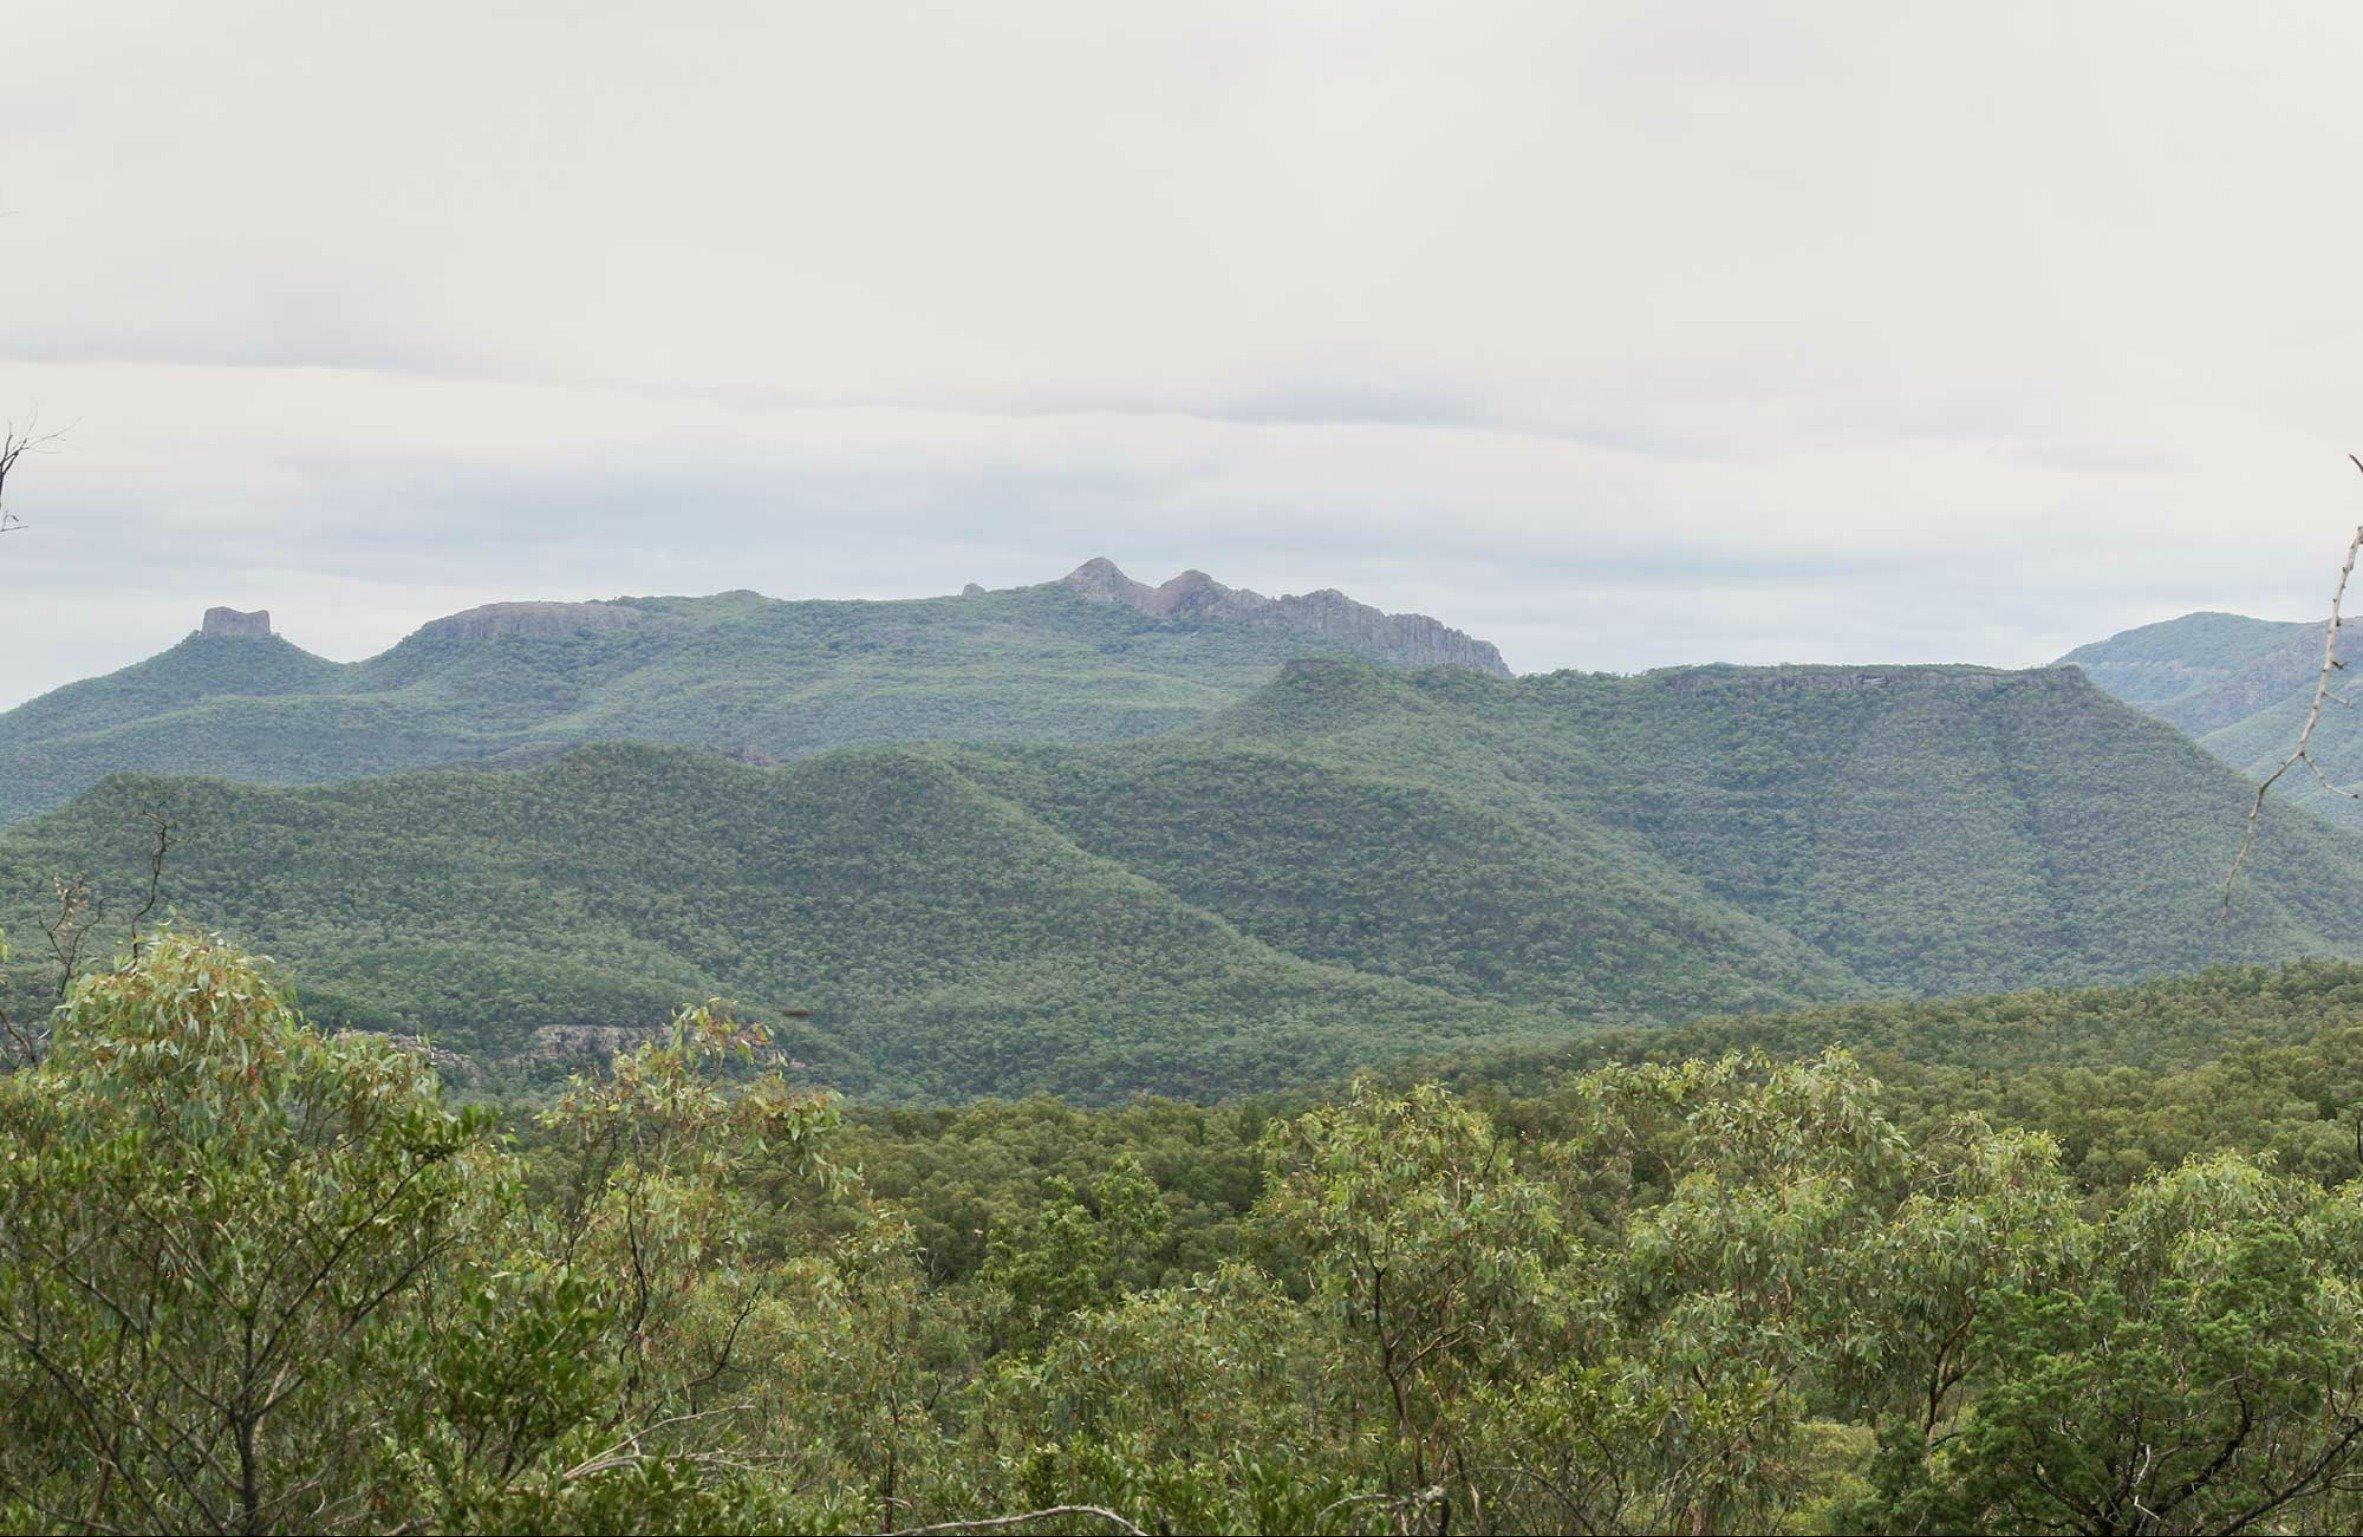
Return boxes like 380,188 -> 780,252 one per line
4,0 -> 2362,706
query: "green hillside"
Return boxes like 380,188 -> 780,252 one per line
2059,610 -> 2363,829
0,563 -> 1508,827
1192,659 -> 2363,994
7,657 -> 2360,1100
0,746 -> 1556,1101
2058,610 -> 2319,732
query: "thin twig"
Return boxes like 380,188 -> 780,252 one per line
555,1404 -> 750,1483
127,811 -> 172,963
0,413 -> 68,532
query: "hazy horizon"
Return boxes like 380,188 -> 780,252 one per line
7,1 -> 2362,706
13,559 -> 2336,701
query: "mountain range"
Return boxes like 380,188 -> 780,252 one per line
8,646 -> 2359,1100
0,560 -> 1506,827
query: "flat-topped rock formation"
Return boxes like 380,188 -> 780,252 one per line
200,607 -> 272,639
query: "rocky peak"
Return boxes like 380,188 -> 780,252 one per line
1058,557 -> 1160,609
1143,569 -> 1241,618
1048,559 -> 1510,676
201,607 -> 272,639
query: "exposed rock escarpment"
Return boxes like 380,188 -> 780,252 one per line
1055,558 -> 1511,676
200,607 -> 272,639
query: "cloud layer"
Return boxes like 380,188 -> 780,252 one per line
4,1 -> 2361,703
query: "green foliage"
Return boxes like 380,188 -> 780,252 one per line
17,941 -> 2363,1531
1870,1158 -> 2363,1534
973,1264 -> 1361,1533
977,1154 -> 1169,1349
0,934 -> 505,1532
0,938 -> 847,1533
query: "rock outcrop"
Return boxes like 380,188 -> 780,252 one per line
338,1030 -> 481,1082
526,1022 -> 658,1061
1055,559 -> 1510,676
413,600 -> 644,643
200,607 -> 272,639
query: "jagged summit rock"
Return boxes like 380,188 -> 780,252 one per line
200,607 -> 272,639
1058,556 -> 1160,609
1053,559 -> 1510,676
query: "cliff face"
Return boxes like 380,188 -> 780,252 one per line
200,607 -> 272,639
1055,559 -> 1511,676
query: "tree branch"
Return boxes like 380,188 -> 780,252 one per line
2223,453 -> 2363,919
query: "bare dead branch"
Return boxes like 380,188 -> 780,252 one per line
886,1508 -> 1150,1537
0,413 -> 67,534
38,873 -> 104,1004
2223,453 -> 2363,920
127,811 -> 173,963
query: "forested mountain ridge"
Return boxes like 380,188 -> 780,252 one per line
0,561 -> 1507,826
2060,609 -> 2363,829
9,655 -> 2361,1100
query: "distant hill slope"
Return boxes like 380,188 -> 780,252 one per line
7,657 -> 2359,1101
1191,659 -> 2363,995
2060,612 -> 2363,829
1446,960 -> 2363,1098
0,562 -> 1508,827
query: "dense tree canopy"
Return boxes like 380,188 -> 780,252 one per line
10,939 -> 2363,1533
9,658 -> 2363,1102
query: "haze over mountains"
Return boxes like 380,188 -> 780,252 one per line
7,637 -> 2359,1100
0,561 -> 1505,827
